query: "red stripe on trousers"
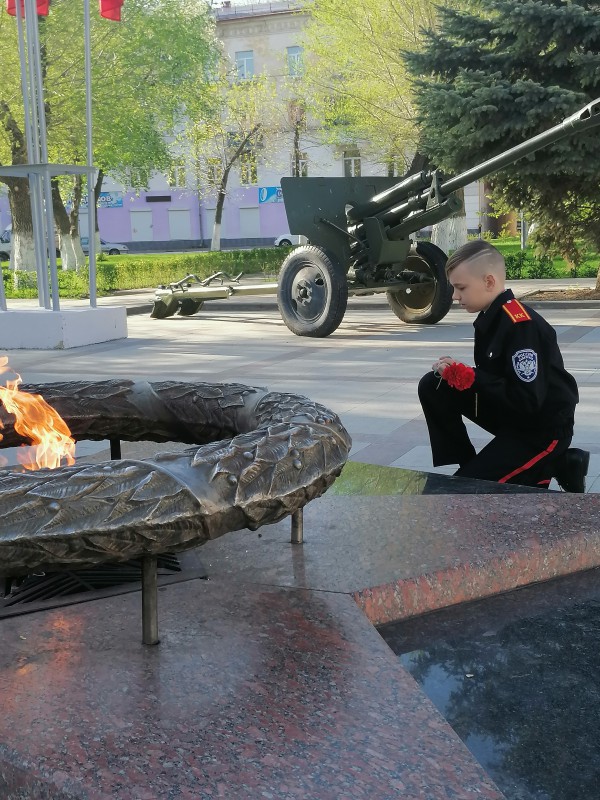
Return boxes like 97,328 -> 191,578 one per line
498,440 -> 559,484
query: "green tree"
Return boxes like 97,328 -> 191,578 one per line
189,70 -> 277,251
0,0 -> 218,270
301,0 -> 468,251
404,0 -> 600,273
302,0 -> 439,170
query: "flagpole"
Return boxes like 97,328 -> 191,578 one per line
6,1 -> 32,313
14,2 -> 34,162
22,0 -> 51,309
84,0 -> 97,308
28,0 -> 61,311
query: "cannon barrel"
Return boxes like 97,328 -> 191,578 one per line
349,98 -> 600,234
441,97 -> 600,195
346,171 -> 430,222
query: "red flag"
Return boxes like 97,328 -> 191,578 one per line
6,0 -> 50,15
99,0 -> 123,21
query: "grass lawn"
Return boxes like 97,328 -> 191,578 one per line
492,236 -> 599,279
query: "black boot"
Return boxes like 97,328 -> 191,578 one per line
554,448 -> 590,493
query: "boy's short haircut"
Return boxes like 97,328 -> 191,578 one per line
445,239 -> 505,277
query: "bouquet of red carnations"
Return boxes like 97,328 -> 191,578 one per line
441,362 -> 475,391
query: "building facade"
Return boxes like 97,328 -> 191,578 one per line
0,0 -> 483,251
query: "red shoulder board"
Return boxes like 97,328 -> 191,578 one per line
502,298 -> 532,323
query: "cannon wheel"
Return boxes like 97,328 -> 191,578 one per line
277,245 -> 348,337
177,298 -> 204,316
150,297 -> 179,319
387,241 -> 452,324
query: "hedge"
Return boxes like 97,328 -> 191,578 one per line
2,247 -> 287,299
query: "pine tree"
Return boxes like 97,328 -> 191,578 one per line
405,0 -> 600,269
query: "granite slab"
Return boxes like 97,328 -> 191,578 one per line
200,490 -> 600,625
0,579 -> 504,800
3,463 -> 600,798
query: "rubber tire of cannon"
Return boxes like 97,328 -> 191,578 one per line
150,297 -> 180,319
386,241 -> 452,324
277,245 -> 348,337
177,298 -> 204,316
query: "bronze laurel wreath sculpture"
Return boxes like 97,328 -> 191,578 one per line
0,381 -> 351,576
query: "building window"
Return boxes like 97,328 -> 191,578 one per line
129,167 -> 150,187
343,150 -> 361,177
168,160 -> 186,188
291,151 -> 308,177
206,157 -> 223,186
240,150 -> 257,185
235,50 -> 254,80
287,45 -> 304,77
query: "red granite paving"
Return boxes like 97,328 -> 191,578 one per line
0,580 -> 503,800
4,489 -> 600,798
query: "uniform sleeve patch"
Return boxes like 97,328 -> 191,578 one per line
502,299 -> 532,323
512,349 -> 538,382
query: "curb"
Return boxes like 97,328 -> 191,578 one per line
128,299 -> 600,318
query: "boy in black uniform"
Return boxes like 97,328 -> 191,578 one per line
418,239 -> 589,491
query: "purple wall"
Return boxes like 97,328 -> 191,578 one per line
0,184 -> 291,247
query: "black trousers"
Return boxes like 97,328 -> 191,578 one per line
418,371 -> 571,488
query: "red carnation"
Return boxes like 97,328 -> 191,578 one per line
442,362 -> 475,391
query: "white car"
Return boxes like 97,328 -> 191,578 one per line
80,237 -> 129,256
0,227 -> 60,260
274,234 -> 308,247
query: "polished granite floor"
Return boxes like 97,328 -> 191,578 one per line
381,568 -> 600,800
2,460 -> 597,798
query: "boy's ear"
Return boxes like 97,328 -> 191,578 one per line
484,272 -> 496,290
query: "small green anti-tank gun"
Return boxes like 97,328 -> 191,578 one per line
152,99 -> 600,335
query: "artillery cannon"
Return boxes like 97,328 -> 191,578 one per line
152,98 -> 600,335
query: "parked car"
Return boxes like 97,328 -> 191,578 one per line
274,234 -> 308,247
0,229 -> 10,261
80,237 -> 129,256
0,227 -> 60,260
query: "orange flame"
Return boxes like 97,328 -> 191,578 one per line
0,356 -> 75,470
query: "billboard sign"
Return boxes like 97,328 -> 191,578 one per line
258,186 -> 283,204
80,191 -> 124,209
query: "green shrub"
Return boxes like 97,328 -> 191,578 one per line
526,254 -> 556,279
504,251 -> 528,280
580,264 -> 599,278
92,248 -> 282,292
504,251 -> 557,280
2,248 -> 286,299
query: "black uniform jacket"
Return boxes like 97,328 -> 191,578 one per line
473,288 -> 578,437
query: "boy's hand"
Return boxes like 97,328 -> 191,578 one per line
432,356 -> 454,375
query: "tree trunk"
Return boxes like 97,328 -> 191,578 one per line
92,170 -> 104,255
431,188 -> 467,254
211,164 -> 232,252
7,179 -> 36,272
69,173 -> 85,251
51,178 -> 85,271
209,125 -> 261,251
293,119 -> 301,176
480,184 -> 518,237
